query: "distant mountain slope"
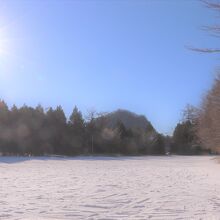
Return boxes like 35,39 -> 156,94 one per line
102,109 -> 156,132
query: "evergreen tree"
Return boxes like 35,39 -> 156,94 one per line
68,106 -> 85,154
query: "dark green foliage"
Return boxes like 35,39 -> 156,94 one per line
68,106 -> 86,154
151,134 -> 166,155
0,100 -> 166,156
171,121 -> 202,155
170,104 -> 208,155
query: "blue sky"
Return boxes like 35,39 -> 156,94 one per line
0,0 -> 219,134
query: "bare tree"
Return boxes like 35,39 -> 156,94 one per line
189,0 -> 220,53
189,1 -> 220,152
182,104 -> 199,124
198,74 -> 220,152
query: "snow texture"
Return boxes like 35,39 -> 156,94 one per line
0,156 -> 220,220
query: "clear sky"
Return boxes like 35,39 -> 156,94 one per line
0,0 -> 219,134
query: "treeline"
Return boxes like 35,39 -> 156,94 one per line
170,73 -> 220,155
0,101 -> 166,156
0,99 -> 213,156
171,105 -> 209,155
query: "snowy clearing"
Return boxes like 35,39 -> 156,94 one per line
0,156 -> 220,220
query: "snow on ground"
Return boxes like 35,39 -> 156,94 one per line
0,156 -> 220,220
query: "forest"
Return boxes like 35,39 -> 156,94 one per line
0,102 -> 163,156
0,99 -> 213,156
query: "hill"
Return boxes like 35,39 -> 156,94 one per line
101,109 -> 156,132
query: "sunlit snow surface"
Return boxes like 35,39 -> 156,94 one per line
0,156 -> 220,220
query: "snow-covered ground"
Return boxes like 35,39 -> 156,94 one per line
0,156 -> 220,220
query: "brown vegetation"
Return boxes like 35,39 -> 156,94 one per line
197,74 -> 220,153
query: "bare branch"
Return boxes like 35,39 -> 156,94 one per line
186,45 -> 220,53
202,0 -> 220,10
203,25 -> 220,32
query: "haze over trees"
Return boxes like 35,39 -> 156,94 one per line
171,105 -> 203,155
0,101 -> 168,156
